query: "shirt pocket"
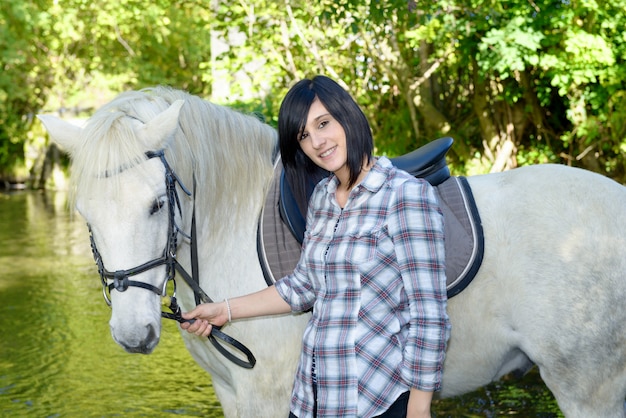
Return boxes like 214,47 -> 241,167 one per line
344,227 -> 388,269
351,227 -> 399,281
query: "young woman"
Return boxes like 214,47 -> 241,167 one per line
181,75 -> 450,418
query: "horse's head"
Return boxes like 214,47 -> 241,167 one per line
39,99 -> 188,354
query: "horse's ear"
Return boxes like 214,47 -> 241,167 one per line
138,99 -> 185,149
37,115 -> 83,156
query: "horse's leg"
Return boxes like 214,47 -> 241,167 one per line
180,336 -> 238,417
539,328 -> 626,418
538,361 -> 626,418
443,278 -> 626,418
180,315 -> 305,418
519,274 -> 626,418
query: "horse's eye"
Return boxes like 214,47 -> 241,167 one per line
150,198 -> 166,215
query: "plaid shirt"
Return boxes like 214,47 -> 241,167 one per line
275,157 -> 450,418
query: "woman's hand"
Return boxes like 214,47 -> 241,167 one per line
180,286 -> 292,338
180,302 -> 229,337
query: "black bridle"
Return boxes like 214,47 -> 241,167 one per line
88,149 -> 256,369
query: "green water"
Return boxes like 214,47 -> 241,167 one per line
0,192 -> 221,417
0,191 -> 562,417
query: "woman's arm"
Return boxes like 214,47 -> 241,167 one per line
180,285 -> 291,337
407,388 -> 433,418
391,179 -> 449,392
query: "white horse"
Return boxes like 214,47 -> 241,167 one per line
39,87 -> 626,418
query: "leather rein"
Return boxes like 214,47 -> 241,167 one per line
88,149 -> 256,369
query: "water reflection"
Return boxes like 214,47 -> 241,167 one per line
0,192 -> 220,417
0,192 -> 563,417
432,369 -> 563,417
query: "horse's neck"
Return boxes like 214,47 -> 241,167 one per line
192,169 -> 272,301
176,109 -> 277,302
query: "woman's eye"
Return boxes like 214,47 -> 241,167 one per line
318,120 -> 328,129
150,199 -> 166,215
299,132 -> 309,141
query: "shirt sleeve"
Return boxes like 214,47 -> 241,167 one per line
274,246 -> 316,312
388,178 -> 450,391
274,187 -> 320,312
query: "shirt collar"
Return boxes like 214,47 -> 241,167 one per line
326,156 -> 392,195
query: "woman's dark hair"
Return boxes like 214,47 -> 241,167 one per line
278,75 -> 373,209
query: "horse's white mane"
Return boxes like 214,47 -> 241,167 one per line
70,86 -> 277,239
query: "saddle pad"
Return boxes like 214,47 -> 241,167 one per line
257,157 -> 303,286
257,159 -> 484,298
435,176 -> 484,297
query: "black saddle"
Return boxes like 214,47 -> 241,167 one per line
279,137 -> 454,244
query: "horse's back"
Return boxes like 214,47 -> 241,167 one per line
466,163 -> 626,332
444,164 -> 626,417
469,164 -> 626,259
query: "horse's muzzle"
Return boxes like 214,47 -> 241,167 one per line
111,323 -> 159,354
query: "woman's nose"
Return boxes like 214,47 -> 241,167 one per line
310,133 -> 325,149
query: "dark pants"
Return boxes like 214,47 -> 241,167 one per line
288,391 -> 409,418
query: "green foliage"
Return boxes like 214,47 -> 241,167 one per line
2,0 -> 626,186
0,0 -> 51,177
479,16 -> 544,74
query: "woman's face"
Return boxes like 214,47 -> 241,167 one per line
298,99 -> 349,181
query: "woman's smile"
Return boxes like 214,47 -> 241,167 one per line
319,146 -> 337,158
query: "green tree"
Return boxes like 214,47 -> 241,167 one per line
0,0 -> 52,183
1,0 -> 626,186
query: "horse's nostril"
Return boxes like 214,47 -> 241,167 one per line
115,324 -> 159,354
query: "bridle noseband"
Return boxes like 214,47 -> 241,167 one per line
88,149 -> 256,369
